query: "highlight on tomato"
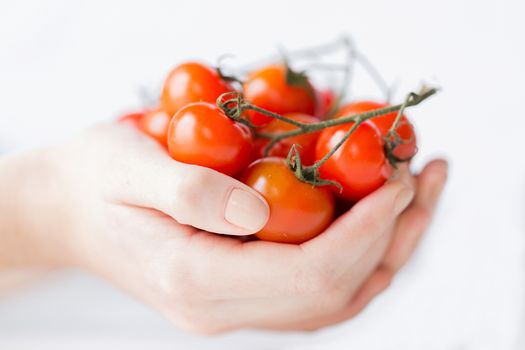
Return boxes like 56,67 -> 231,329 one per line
160,61 -> 234,116
253,113 -> 320,165
336,101 -> 417,160
243,64 -> 318,126
315,121 -> 393,202
167,102 -> 253,176
240,157 -> 335,244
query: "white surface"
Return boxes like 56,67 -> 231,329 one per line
1,0 -> 524,349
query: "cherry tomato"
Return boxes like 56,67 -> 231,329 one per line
243,64 -> 317,126
167,102 -> 252,176
336,101 -> 417,160
241,157 -> 334,244
315,121 -> 393,202
253,113 -> 320,165
139,108 -> 171,147
160,61 -> 234,116
118,111 -> 145,128
316,89 -> 337,118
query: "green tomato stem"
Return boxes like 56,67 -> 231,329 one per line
218,86 -> 438,188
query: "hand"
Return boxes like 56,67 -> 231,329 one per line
0,123 -> 447,333
300,159 -> 448,330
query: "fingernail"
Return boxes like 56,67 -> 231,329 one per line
394,186 -> 414,215
225,188 -> 269,232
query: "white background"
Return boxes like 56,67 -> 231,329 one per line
1,0 -> 524,349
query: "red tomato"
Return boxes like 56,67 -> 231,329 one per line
243,64 -> 317,126
253,113 -> 320,165
118,111 -> 145,127
160,61 -> 234,116
336,101 -> 417,160
139,108 -> 171,147
315,121 -> 392,202
316,89 -> 337,118
241,157 -> 334,244
167,102 -> 253,176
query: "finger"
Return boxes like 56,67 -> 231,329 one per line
382,158 -> 448,272
245,267 -> 393,332
174,216 -> 394,331
109,145 -> 269,236
281,160 -> 447,330
176,234 -> 306,299
344,267 -> 393,319
300,268 -> 393,332
302,173 -> 415,274
212,225 -> 394,331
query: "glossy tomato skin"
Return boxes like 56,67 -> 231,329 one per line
118,111 -> 145,128
139,108 -> 171,147
241,157 -> 334,244
253,113 -> 320,165
243,64 -> 317,126
160,61 -> 234,116
336,101 -> 417,160
167,102 -> 253,176
316,121 -> 393,202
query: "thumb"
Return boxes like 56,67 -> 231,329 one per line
111,152 -> 269,236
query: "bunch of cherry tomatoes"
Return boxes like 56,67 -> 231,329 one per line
119,48 -> 434,244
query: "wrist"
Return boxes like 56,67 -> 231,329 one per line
0,147 -> 73,268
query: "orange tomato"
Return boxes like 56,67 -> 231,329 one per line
241,157 -> 335,244
243,64 -> 317,126
160,61 -> 234,116
315,121 -> 393,202
167,102 -> 253,176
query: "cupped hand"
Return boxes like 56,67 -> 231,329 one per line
29,123 -> 447,334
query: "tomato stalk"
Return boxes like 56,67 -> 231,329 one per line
353,50 -> 393,103
297,87 -> 436,188
216,66 -> 245,85
286,36 -> 352,60
292,36 -> 393,105
218,87 -> 438,187
289,36 -> 392,120
290,36 -> 394,109
302,63 -> 349,71
218,87 -> 436,143
278,36 -> 356,121
308,117 -> 363,171
286,144 -> 343,190
215,55 -> 245,85
216,35 -> 390,119
322,36 -> 355,120
257,86 -> 433,150
236,36 -> 351,75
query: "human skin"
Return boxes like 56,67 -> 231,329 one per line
0,123 -> 447,333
